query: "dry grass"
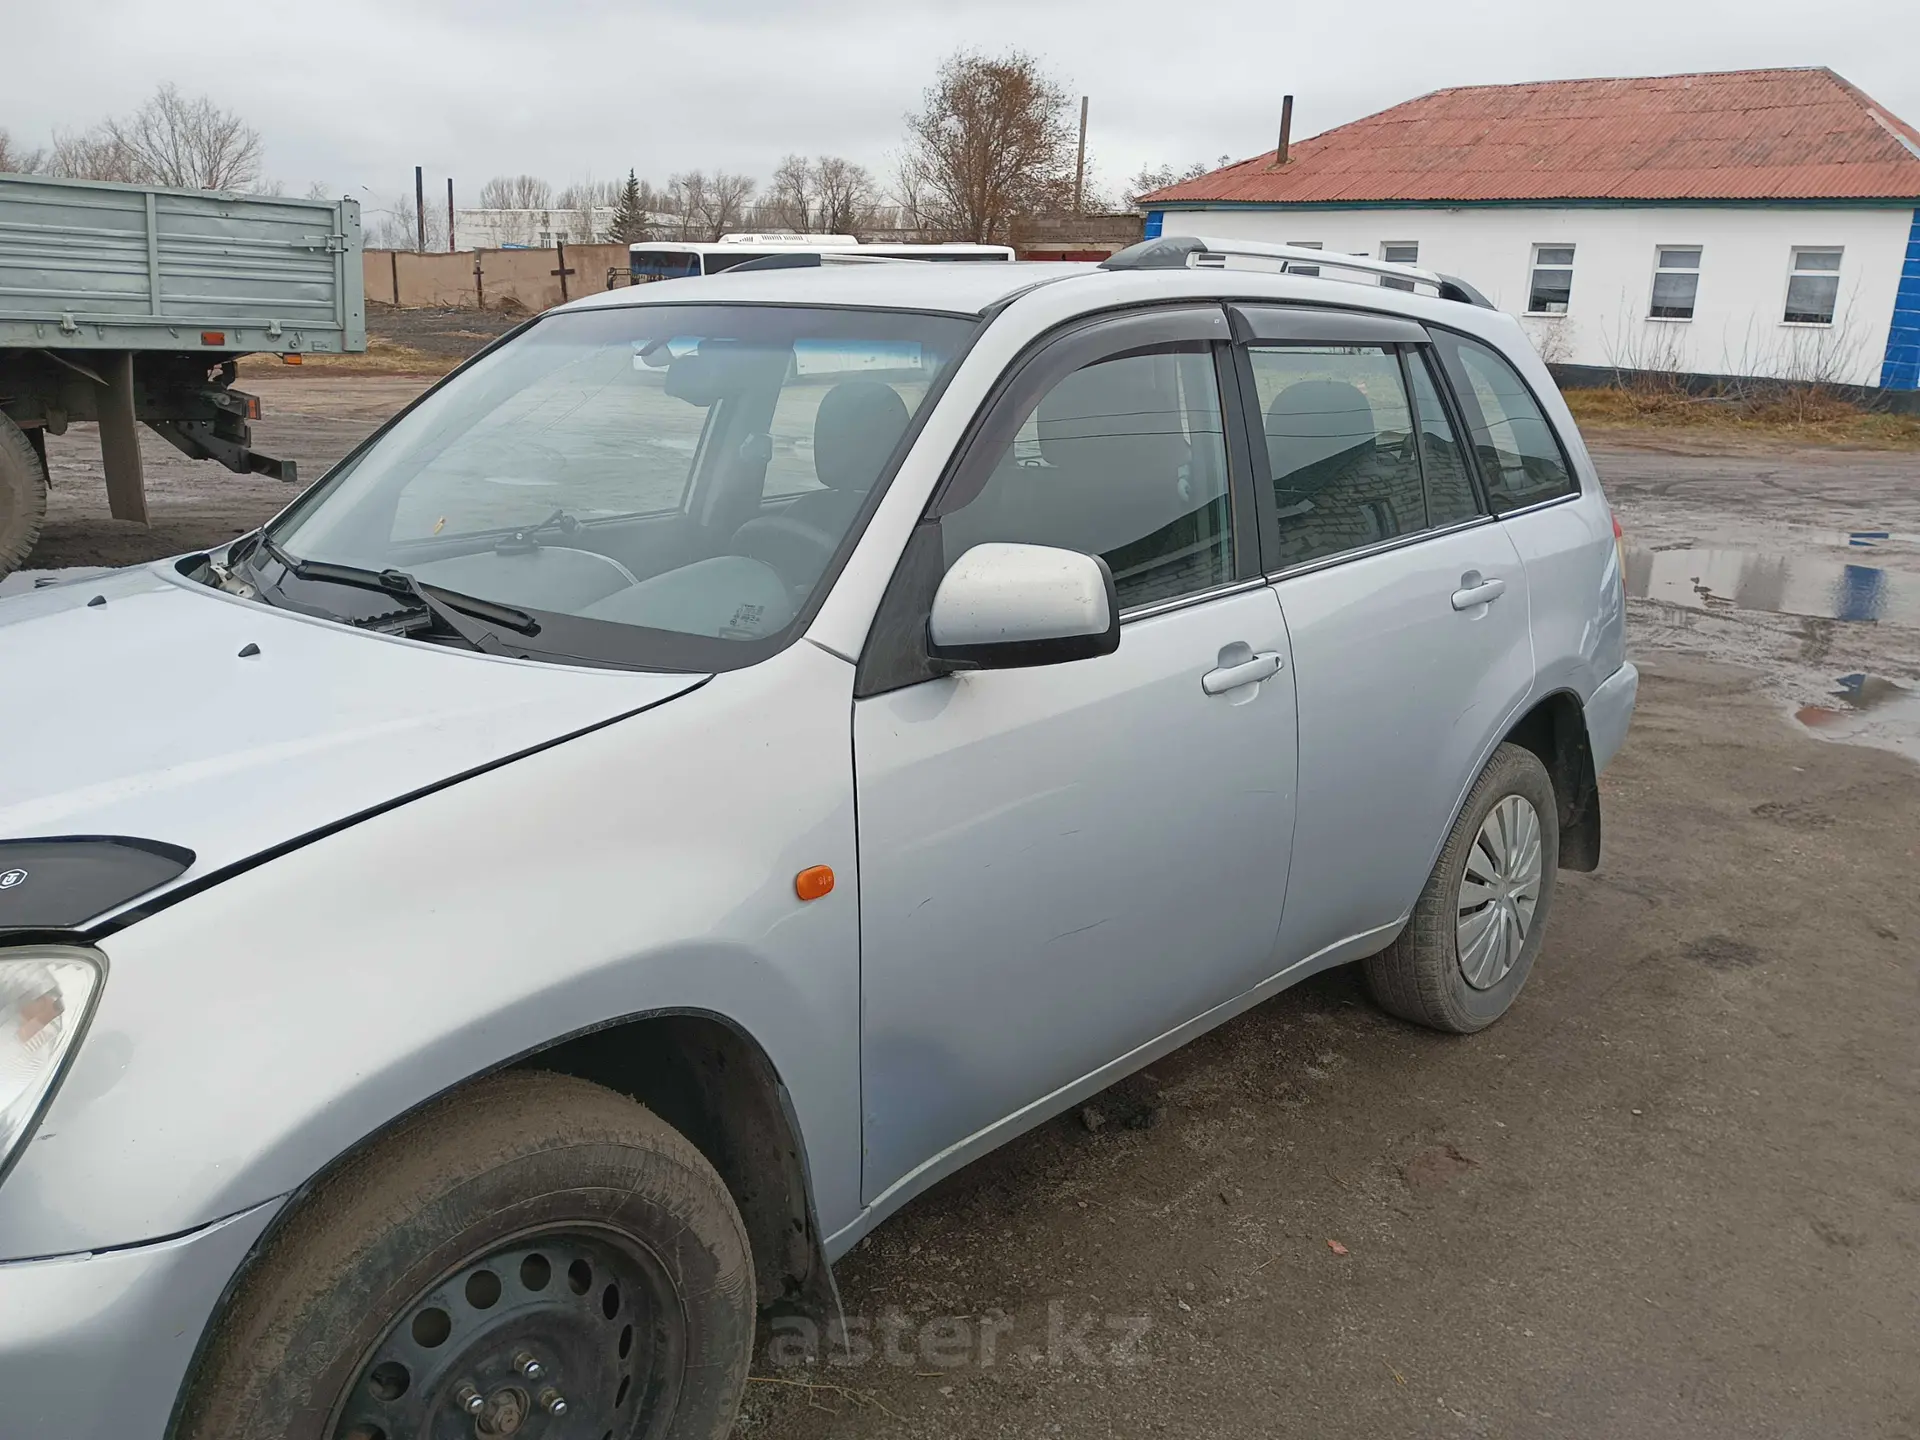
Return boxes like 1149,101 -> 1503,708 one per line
1564,383 -> 1920,449
236,336 -> 458,378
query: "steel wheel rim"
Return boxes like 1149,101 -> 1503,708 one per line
330,1224 -> 682,1440
1456,793 -> 1543,991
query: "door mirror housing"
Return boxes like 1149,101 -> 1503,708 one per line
927,543 -> 1120,671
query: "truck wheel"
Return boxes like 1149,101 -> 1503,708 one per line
177,1071 -> 756,1440
1362,743 -> 1559,1034
0,414 -> 49,578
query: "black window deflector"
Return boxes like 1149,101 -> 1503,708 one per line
1230,305 -> 1428,347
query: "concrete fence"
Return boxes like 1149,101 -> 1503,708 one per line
364,245 -> 632,313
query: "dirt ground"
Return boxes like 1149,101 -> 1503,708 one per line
13,371 -> 1920,1437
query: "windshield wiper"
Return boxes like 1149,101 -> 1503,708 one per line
251,531 -> 543,649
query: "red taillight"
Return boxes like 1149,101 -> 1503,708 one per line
1612,514 -> 1623,541
1612,513 -> 1626,573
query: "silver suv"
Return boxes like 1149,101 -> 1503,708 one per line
0,239 -> 1635,1440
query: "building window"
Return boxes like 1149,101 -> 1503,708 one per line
1783,248 -> 1843,325
1649,247 -> 1702,320
1380,242 -> 1420,291
1527,246 -> 1575,314
1286,241 -> 1323,277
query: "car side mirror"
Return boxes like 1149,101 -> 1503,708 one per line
927,543 -> 1120,671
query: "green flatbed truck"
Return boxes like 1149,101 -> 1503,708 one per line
0,172 -> 365,577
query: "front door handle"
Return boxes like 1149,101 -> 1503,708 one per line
1202,646 -> 1284,695
1451,576 -> 1507,611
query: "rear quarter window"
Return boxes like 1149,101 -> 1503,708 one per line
1433,331 -> 1577,511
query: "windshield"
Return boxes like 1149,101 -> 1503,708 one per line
264,303 -> 977,670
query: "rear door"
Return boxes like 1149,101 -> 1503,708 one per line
1232,305 -> 1535,970
1429,328 -> 1622,702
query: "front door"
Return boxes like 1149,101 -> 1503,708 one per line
853,308 -> 1297,1206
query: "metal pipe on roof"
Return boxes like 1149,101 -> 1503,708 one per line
1276,95 -> 1295,166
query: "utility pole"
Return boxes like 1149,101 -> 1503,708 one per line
414,165 -> 426,251
447,177 -> 456,252
1074,96 -> 1089,215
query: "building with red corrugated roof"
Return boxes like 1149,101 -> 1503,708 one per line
1140,68 -> 1920,390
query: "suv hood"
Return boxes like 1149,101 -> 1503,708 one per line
0,565 -> 705,929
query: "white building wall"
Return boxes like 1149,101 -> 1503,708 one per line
1158,204 -> 1913,387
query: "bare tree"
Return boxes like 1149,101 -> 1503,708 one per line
556,177 -> 619,213
1126,157 -> 1230,208
478,174 -> 554,210
44,86 -> 262,189
814,156 -> 877,234
670,170 -> 757,241
104,84 -> 262,189
886,152 -> 934,235
368,198 -> 446,252
0,130 -> 44,175
767,154 -> 816,232
304,181 -> 334,201
900,50 -> 1077,243
48,128 -> 143,183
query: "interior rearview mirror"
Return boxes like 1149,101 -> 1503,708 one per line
927,543 -> 1120,671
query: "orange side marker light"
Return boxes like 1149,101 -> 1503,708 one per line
795,865 -> 835,902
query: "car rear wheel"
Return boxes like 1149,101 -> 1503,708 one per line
177,1070 -> 755,1440
0,414 -> 49,579
1362,742 -> 1559,1033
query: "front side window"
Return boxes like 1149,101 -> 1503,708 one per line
938,346 -> 1234,611
1381,242 -> 1420,292
262,304 -> 976,670
1784,247 -> 1843,325
1249,345 -> 1427,568
1433,332 -> 1577,511
1527,245 -> 1575,315
1650,246 -> 1702,320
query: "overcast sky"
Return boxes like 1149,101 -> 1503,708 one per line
7,0 -> 1920,219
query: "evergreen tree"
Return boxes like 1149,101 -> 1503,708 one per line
609,170 -> 651,244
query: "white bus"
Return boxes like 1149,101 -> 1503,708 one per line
628,234 -> 1015,283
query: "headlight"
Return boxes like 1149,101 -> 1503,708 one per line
0,950 -> 102,1183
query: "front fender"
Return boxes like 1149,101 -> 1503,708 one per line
0,641 -> 862,1261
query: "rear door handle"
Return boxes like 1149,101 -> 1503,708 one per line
1451,577 -> 1507,611
1202,648 -> 1284,695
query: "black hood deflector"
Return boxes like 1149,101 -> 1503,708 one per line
0,837 -> 195,933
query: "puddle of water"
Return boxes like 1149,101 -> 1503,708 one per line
1626,547 -> 1916,627
0,567 -> 118,599
1795,673 -> 1920,760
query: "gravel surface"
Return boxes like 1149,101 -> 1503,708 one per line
13,375 -> 1920,1438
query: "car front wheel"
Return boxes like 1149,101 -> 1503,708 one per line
1363,742 -> 1559,1033
177,1070 -> 755,1440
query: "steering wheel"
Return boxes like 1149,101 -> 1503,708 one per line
729,514 -> 841,593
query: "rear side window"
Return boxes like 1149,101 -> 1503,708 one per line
1248,345 -> 1426,568
1406,353 -> 1479,528
1432,333 -> 1577,511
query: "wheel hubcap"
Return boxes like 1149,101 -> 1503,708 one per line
1456,793 -> 1543,991
333,1231 -> 674,1440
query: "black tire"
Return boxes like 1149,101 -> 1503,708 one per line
177,1071 -> 755,1440
0,414 -> 49,579
1363,742 -> 1559,1034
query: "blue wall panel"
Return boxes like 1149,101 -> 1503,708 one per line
1881,209 -> 1920,391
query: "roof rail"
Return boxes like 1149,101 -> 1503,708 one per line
1101,235 -> 1495,308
